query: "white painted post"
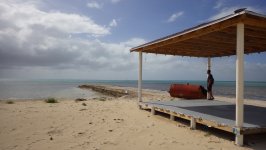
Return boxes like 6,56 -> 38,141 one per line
170,114 -> 175,121
235,23 -> 244,146
138,51 -> 143,104
190,117 -> 196,130
151,107 -> 155,115
207,57 -> 211,70
207,57 -> 211,99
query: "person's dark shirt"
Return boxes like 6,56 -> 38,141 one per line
207,74 -> 214,85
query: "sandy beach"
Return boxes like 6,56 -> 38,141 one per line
1,86 -> 266,150
1,0 -> 266,149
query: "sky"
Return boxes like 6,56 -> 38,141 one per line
0,0 -> 266,81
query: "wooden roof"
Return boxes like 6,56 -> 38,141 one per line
130,10 -> 266,57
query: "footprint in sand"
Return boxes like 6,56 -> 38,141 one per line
148,140 -> 153,145
102,140 -> 118,145
47,129 -> 63,136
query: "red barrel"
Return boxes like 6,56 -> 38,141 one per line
169,84 -> 207,99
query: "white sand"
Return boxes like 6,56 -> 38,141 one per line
0,88 -> 266,150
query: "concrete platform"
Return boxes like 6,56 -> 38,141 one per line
139,100 -> 266,135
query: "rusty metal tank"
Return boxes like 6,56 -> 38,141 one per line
168,84 -> 207,99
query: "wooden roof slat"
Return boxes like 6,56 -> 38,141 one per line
243,14 -> 266,28
196,34 -> 236,44
152,47 -> 236,57
221,27 -> 266,40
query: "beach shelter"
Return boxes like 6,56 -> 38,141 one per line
130,9 -> 266,146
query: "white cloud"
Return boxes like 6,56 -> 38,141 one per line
0,0 -> 147,78
109,19 -> 118,27
87,1 -> 102,9
122,38 -> 146,47
167,11 -> 184,23
208,6 -> 263,21
0,1 -> 265,81
111,0 -> 121,4
0,1 -> 109,37
213,0 -> 224,9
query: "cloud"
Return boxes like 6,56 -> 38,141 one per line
213,0 -> 224,9
167,11 -> 184,23
0,1 -> 140,70
123,38 -> 146,47
208,6 -> 263,21
87,1 -> 102,9
0,1 -> 109,36
0,0 -> 149,80
111,0 -> 121,4
109,19 -> 118,27
0,1 -> 265,81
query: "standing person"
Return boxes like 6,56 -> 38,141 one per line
207,70 -> 214,100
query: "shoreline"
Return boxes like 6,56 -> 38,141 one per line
1,84 -> 266,107
1,80 -> 266,101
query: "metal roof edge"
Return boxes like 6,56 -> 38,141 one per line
245,10 -> 266,18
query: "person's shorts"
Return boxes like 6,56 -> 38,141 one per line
207,84 -> 213,92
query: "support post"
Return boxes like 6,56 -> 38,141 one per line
138,51 -> 142,104
170,113 -> 175,121
207,57 -> 211,99
235,23 -> 244,146
190,117 -> 196,130
151,107 -> 155,115
207,57 -> 211,70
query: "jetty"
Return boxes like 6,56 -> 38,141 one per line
79,84 -> 132,97
79,84 -> 171,99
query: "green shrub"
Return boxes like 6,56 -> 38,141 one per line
45,98 -> 58,103
75,98 -> 87,102
204,132 -> 211,137
98,97 -> 107,101
6,100 -> 14,104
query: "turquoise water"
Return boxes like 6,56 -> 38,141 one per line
0,79 -> 266,100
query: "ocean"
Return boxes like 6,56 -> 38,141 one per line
0,79 -> 266,101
